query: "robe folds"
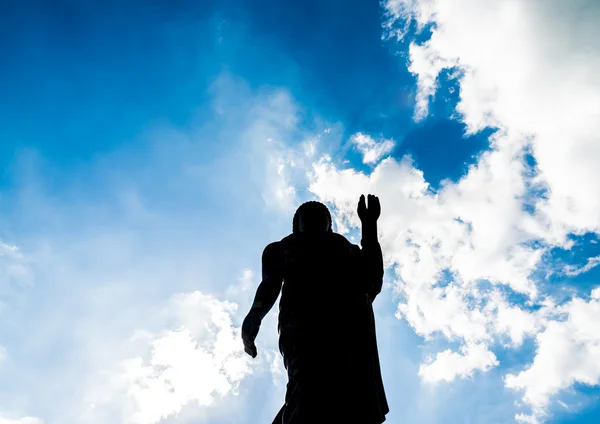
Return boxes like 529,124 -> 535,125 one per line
271,232 -> 389,424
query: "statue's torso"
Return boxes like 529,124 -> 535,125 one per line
277,232 -> 365,341
272,233 -> 390,423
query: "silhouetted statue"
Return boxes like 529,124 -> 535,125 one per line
242,195 -> 389,424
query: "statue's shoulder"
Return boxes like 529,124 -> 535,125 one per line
280,233 -> 295,243
331,232 -> 361,255
262,235 -> 295,257
283,233 -> 320,248
262,240 -> 283,257
331,232 -> 355,246
331,232 -> 349,242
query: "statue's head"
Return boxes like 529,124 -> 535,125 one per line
293,201 -> 333,234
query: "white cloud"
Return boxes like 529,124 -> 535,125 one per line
308,123 -> 597,421
419,343 -> 498,383
0,74 -> 312,424
211,77 -> 338,216
86,291 -> 252,424
0,242 -> 21,259
563,255 -> 600,277
505,288 -> 600,420
385,0 -> 600,244
350,132 -> 395,164
376,0 -> 600,420
514,413 -> 540,424
307,152 -> 548,381
309,149 -> 547,318
243,90 -> 300,214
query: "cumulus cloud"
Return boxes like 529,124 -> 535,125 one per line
505,288 -> 600,422
308,121 -> 595,423
419,343 -> 498,383
0,74 -> 312,424
309,0 -> 600,412
385,0 -> 600,243
308,153 -> 547,356
370,0 -> 600,420
85,291 -> 252,424
350,132 -> 395,165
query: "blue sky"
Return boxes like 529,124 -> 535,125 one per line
1,1 -> 600,423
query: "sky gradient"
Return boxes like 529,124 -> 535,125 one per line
1,1 -> 599,423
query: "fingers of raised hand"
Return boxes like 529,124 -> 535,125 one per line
363,194 -> 378,210
358,194 -> 366,209
370,195 -> 380,212
358,193 -> 381,222
357,195 -> 366,219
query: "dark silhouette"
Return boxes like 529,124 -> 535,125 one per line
242,194 -> 389,424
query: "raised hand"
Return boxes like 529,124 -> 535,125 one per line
241,312 -> 261,358
357,194 -> 381,224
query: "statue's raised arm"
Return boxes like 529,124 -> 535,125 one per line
357,194 -> 384,301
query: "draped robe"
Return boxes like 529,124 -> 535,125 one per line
270,231 -> 389,424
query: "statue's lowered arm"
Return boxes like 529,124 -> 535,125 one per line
242,242 -> 283,358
